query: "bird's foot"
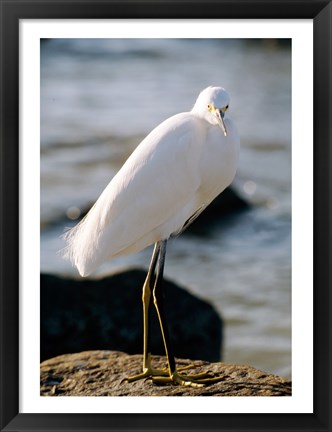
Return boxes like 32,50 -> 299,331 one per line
126,364 -> 202,384
152,369 -> 225,388
126,367 -> 169,383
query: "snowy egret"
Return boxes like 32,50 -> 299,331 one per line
63,86 -> 240,387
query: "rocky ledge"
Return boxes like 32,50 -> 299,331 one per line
40,350 -> 291,397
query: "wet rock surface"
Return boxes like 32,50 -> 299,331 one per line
40,350 -> 291,397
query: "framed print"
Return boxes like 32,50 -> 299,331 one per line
1,0 -> 331,431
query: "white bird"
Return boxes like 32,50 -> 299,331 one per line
63,86 -> 240,386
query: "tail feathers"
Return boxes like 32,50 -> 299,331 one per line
60,219 -> 102,277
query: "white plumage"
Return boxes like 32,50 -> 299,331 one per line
63,86 -> 240,277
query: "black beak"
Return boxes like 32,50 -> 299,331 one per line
216,109 -> 227,137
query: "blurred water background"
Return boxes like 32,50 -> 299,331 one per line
40,39 -> 291,378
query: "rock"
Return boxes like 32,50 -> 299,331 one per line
41,270 -> 223,363
185,187 -> 250,235
40,350 -> 292,396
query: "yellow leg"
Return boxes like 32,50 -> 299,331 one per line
152,241 -> 221,387
127,241 -> 224,387
151,241 -> 225,387
127,244 -> 168,382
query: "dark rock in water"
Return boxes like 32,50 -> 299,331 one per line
41,270 -> 223,363
40,350 -> 292,396
186,187 -> 250,235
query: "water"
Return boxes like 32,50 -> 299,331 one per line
41,39 -> 291,378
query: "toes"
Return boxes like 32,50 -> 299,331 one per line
126,372 -> 148,383
172,372 -> 205,387
195,375 -> 226,384
184,372 -> 209,379
127,368 -> 224,387
151,376 -> 173,384
176,378 -> 205,388
177,364 -> 196,372
152,372 -> 206,388
126,368 -> 169,383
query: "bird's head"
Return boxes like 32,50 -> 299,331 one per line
192,86 -> 230,136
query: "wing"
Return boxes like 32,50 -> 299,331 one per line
63,112 -> 205,276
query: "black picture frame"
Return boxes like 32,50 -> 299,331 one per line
1,1 -> 331,431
